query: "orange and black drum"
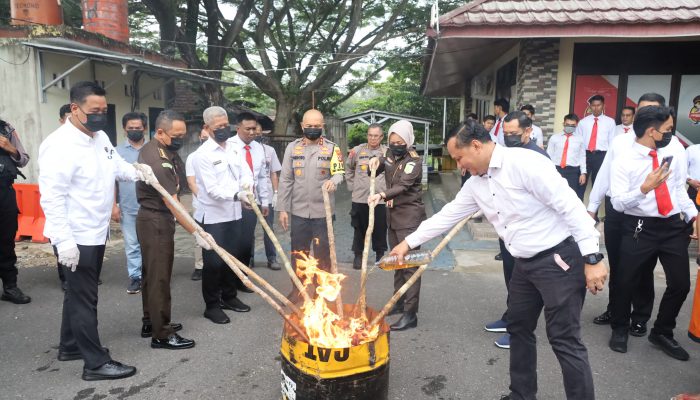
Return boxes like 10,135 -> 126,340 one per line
280,306 -> 390,400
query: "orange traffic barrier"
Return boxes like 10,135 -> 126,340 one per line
13,183 -> 48,243
690,265 -> 700,343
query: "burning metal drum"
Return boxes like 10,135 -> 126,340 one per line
280,305 -> 390,400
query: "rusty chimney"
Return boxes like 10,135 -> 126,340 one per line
81,0 -> 129,43
10,0 -> 64,26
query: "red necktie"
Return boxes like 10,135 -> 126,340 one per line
649,150 -> 673,216
560,133 -> 572,168
244,145 -> 253,172
587,117 -> 598,151
623,127 -> 630,133
493,118 -> 501,136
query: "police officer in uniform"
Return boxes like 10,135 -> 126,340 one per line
0,118 -> 31,304
136,110 -> 212,349
278,109 -> 344,291
346,123 -> 388,269
368,120 -> 426,331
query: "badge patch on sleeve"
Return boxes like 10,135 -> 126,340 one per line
162,162 -> 173,169
404,162 -> 415,174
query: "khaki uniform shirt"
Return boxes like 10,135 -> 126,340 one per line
136,140 -> 182,213
345,143 -> 387,204
376,149 -> 426,230
277,137 -> 345,219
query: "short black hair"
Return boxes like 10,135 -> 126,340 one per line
237,112 -> 257,124
633,106 -> 673,138
465,113 -> 478,120
588,94 -> 605,104
564,113 -> 579,123
621,106 -> 636,114
494,98 -> 510,113
70,81 -> 106,104
449,119 -> 492,148
520,104 -> 535,115
637,92 -> 666,106
59,104 -> 71,118
483,115 -> 496,123
503,110 -> 532,129
155,109 -> 185,131
122,112 -> 148,129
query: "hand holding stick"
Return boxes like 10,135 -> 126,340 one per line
357,165 -> 377,319
322,187 -> 344,319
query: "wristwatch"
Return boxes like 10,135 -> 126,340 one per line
583,253 -> 604,265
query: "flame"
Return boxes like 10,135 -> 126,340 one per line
294,252 -> 380,348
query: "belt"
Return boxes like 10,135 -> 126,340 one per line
586,150 -> 605,154
140,206 -> 171,214
516,236 -> 576,262
622,213 -> 682,226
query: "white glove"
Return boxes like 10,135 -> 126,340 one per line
134,164 -> 154,183
58,246 -> 81,272
237,190 -> 253,206
271,192 -> 278,208
194,230 -> 213,251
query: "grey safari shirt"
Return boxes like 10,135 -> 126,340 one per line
345,143 -> 387,204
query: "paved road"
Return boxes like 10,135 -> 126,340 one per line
1,177 -> 699,400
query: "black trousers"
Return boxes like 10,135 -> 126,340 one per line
201,219 -> 242,308
687,186 -> 700,211
508,239 -> 593,400
350,202 -> 388,255
585,150 -> 606,185
556,166 -> 585,200
498,238 -> 515,322
240,208 -> 258,266
603,197 -> 655,323
0,184 -> 19,287
611,215 -> 692,337
58,244 -> 111,369
389,227 -> 421,314
290,215 -> 331,271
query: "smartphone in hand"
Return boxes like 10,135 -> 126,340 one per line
661,155 -> 674,167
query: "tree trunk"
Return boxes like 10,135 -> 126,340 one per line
273,98 -> 299,136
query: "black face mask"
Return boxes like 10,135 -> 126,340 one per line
654,130 -> 673,149
167,137 -> 184,152
127,129 -> 144,142
78,107 -> 107,132
504,134 -> 524,148
389,144 -> 408,158
212,126 -> 231,143
303,127 -> 323,140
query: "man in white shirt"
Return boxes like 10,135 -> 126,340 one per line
575,94 -> 617,187
547,113 -> 586,200
489,98 -> 509,146
609,106 -> 697,361
391,119 -> 607,400
195,106 -> 255,324
185,128 -> 208,281
519,104 -> 544,149
255,123 -> 283,270
685,143 -> 700,211
39,81 -> 148,380
615,106 -> 635,136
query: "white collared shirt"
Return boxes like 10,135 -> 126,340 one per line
39,120 -> 137,251
531,124 -> 544,147
262,143 -> 282,205
611,141 -> 696,221
193,139 -> 252,224
185,149 -> 203,221
546,131 -> 587,173
575,114 -> 617,151
229,135 -> 270,206
405,145 -> 599,258
615,124 -> 635,137
489,115 -> 505,146
586,133 -> 686,213
686,144 -> 700,181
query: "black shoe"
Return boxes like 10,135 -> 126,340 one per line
61,280 -> 67,291
494,252 -> 502,261
249,257 -> 255,268
267,261 -> 281,270
58,347 -> 109,361
593,310 -> 612,325
1,286 -> 31,304
204,307 -> 230,324
82,360 -> 136,381
390,312 -> 417,331
609,330 -> 628,353
353,253 -> 362,270
648,332 -> 690,361
140,322 -> 183,338
388,304 -> 404,316
190,269 -> 202,281
126,278 -> 141,294
629,322 -> 647,337
236,283 -> 254,293
221,297 -> 251,313
151,333 -> 195,350
375,252 -> 385,263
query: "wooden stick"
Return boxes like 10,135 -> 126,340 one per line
245,192 -> 311,305
133,163 -> 308,340
369,210 -> 483,328
357,166 -> 377,319
322,187 -> 344,319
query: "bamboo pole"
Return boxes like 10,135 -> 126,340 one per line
245,192 -> 311,305
322,187 -> 344,319
133,163 -> 308,340
357,166 -> 377,319
369,211 -> 483,328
